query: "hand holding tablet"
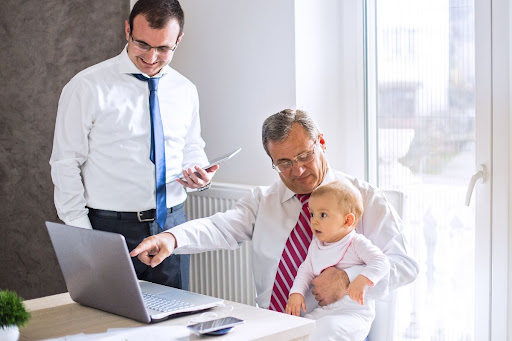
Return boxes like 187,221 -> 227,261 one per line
168,148 -> 241,183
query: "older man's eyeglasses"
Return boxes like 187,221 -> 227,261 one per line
130,35 -> 178,55
272,140 -> 318,173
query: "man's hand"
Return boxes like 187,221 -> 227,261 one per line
177,164 -> 219,189
129,232 -> 177,268
286,293 -> 306,316
311,267 -> 350,306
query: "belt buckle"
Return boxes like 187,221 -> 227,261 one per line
137,211 -> 155,223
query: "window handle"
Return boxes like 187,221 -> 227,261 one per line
465,164 -> 487,206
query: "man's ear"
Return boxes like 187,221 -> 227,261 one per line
176,33 -> 184,45
318,133 -> 326,151
125,20 -> 131,41
344,213 -> 355,227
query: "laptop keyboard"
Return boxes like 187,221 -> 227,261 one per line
142,292 -> 195,313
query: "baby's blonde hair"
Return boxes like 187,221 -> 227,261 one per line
311,179 -> 364,226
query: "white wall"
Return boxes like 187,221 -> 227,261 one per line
172,0 -> 364,186
295,1 -> 366,179
172,0 -> 296,187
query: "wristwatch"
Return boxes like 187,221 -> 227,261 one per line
198,183 -> 211,192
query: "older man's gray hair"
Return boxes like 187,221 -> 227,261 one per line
262,109 -> 320,157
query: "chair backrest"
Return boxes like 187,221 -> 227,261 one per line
381,189 -> 404,218
367,189 -> 405,341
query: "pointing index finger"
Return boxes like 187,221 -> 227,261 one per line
129,237 -> 154,257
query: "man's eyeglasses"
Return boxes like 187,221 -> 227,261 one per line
272,140 -> 318,173
130,35 -> 178,55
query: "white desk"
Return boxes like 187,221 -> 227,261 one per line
20,293 -> 314,340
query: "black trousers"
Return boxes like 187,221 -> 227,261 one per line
88,204 -> 189,289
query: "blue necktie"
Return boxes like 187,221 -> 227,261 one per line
133,74 -> 167,229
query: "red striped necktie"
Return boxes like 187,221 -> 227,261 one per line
269,193 -> 312,313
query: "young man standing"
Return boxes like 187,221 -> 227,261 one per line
50,0 -> 216,290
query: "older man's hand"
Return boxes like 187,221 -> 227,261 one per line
311,267 -> 350,306
129,232 -> 177,268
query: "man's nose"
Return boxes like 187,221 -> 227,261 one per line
291,162 -> 305,176
145,48 -> 158,63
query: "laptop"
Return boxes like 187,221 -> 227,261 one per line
46,221 -> 223,323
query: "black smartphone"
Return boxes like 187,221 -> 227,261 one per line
187,316 -> 245,335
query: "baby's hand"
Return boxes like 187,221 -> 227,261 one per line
348,275 -> 372,305
286,293 -> 306,316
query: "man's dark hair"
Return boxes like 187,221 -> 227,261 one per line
129,0 -> 185,36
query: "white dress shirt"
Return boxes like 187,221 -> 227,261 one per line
171,168 -> 419,311
50,46 -> 208,229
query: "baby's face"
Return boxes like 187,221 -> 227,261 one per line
308,193 -> 352,243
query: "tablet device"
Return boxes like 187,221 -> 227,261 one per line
187,316 -> 245,335
167,147 -> 241,182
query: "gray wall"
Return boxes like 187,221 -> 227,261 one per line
0,1 -> 128,299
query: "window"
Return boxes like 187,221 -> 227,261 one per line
369,0 -> 476,339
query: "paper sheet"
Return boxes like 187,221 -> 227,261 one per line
44,326 -> 191,341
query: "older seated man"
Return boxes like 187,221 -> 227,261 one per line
131,109 -> 419,339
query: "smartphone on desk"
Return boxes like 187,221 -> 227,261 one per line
187,316 -> 245,335
167,147 -> 242,183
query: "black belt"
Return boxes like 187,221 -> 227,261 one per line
88,203 -> 183,223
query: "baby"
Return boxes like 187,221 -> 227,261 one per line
286,179 -> 390,340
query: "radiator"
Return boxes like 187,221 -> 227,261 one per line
184,182 -> 256,306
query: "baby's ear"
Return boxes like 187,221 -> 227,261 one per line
344,213 -> 355,227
